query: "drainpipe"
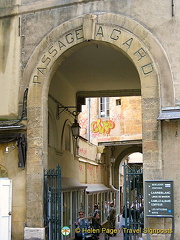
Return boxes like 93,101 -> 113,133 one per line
109,163 -> 117,191
172,0 -> 174,17
109,155 -> 119,214
87,98 -> 91,141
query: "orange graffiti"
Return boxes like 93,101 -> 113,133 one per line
91,119 -> 115,134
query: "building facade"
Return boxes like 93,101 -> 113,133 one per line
0,0 -> 180,240
79,96 -> 142,145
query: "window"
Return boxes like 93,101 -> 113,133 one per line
116,98 -> 121,106
99,97 -> 109,118
63,192 -> 70,226
65,125 -> 71,152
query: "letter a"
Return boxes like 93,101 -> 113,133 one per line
96,26 -> 104,37
123,38 -> 133,49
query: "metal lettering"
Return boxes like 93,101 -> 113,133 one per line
37,67 -> 46,75
122,38 -> 133,49
96,26 -> 104,37
110,29 -> 121,40
33,75 -> 41,84
75,28 -> 83,40
142,63 -> 153,75
65,33 -> 74,44
41,55 -> 51,67
48,45 -> 58,57
58,40 -> 66,50
134,48 -> 146,61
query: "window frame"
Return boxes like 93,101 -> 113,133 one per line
99,97 -> 110,118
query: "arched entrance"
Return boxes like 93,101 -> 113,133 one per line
23,12 -> 174,237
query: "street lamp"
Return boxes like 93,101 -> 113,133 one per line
71,119 -> 81,139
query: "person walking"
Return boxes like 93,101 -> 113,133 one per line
107,202 -> 116,236
119,205 -> 131,240
93,204 -> 101,219
92,211 -> 102,238
75,211 -> 90,240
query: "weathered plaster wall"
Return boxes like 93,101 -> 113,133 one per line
0,16 -> 20,118
0,0 -> 20,8
162,120 -> 180,230
0,143 -> 26,240
48,69 -> 107,183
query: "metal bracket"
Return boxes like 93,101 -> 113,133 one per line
56,105 -> 79,120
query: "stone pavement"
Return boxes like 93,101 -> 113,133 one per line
99,231 -> 144,240
99,231 -> 123,240
99,219 -> 124,240
99,218 -> 144,240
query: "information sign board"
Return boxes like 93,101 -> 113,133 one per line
145,180 -> 174,217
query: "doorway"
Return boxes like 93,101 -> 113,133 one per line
0,178 -> 12,240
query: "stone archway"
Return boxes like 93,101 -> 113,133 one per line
114,145 -> 142,189
23,12 -> 174,231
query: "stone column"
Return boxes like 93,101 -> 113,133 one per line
24,84 -> 48,240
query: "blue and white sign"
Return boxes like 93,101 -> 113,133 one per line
145,180 -> 174,217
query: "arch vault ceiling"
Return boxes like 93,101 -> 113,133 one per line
52,41 -> 141,95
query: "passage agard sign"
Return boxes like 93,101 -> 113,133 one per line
145,180 -> 174,217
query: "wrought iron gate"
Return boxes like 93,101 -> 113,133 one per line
123,163 -> 143,240
44,165 -> 62,240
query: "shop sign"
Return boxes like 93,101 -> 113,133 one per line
145,180 -> 174,217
